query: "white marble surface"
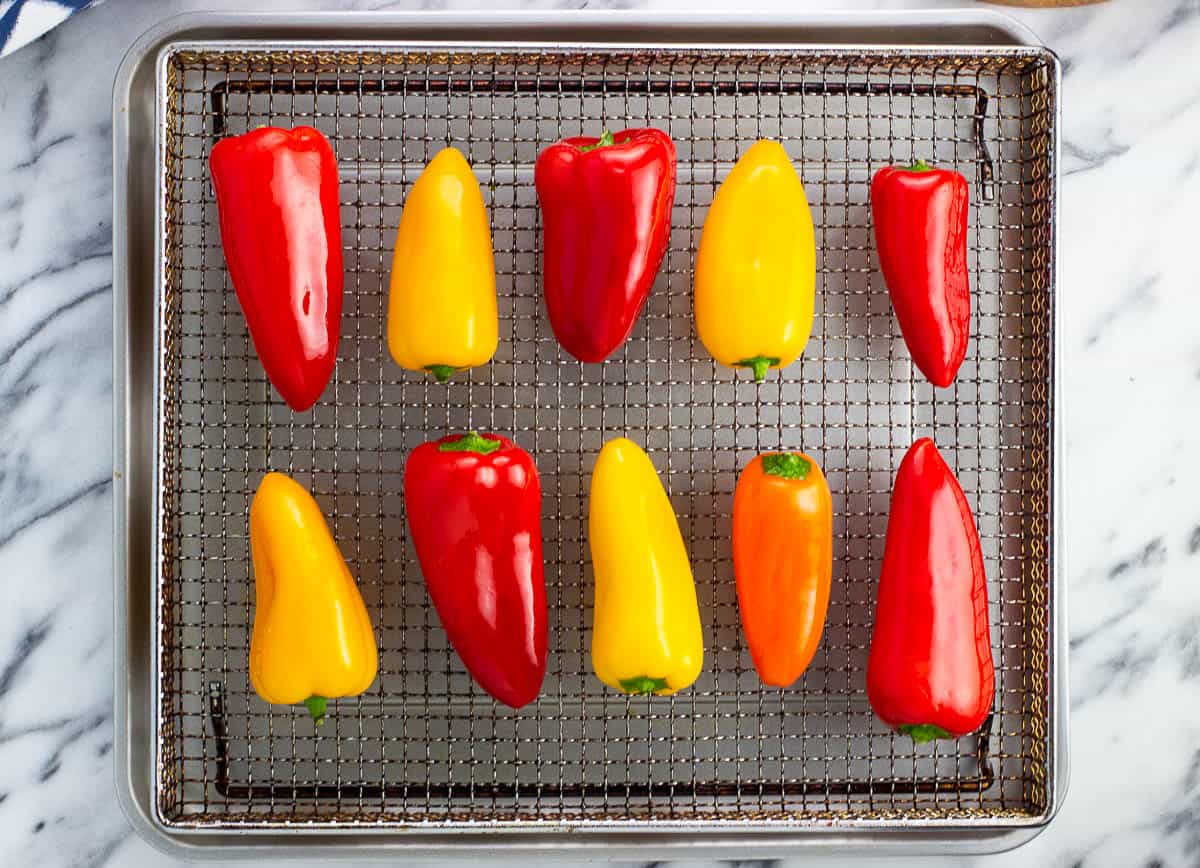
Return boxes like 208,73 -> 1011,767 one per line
0,0 -> 1198,865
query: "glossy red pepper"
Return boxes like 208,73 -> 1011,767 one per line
210,126 -> 343,411
867,438 -> 994,743
404,432 -> 547,708
871,161 -> 970,388
535,128 -> 676,363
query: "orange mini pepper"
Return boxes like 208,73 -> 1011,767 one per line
733,452 -> 833,687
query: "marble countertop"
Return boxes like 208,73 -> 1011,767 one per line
2,0 -> 1198,865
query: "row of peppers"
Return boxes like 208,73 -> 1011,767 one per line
209,125 -> 971,412
251,433 -> 992,744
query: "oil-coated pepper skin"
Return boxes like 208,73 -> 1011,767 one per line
589,437 -> 703,695
871,162 -> 971,388
404,432 -> 547,708
210,126 -> 343,411
388,147 -> 498,382
733,453 -> 833,688
535,128 -> 676,363
249,473 -> 378,724
867,439 -> 994,743
694,139 -> 816,382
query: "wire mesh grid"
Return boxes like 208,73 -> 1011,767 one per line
156,44 -> 1056,828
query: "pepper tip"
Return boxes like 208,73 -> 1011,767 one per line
426,364 -> 456,384
303,695 -> 328,726
735,356 -> 779,383
897,723 -> 953,744
618,675 -> 670,695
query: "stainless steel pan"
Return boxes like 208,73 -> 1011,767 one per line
113,11 -> 1065,858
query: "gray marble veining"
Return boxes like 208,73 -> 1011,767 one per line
1,0 -> 1198,865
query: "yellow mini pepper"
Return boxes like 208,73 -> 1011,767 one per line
589,437 -> 703,695
387,146 -> 498,383
694,139 -> 816,381
249,472 -> 378,724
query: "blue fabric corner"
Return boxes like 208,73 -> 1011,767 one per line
0,1 -> 28,54
0,0 -> 95,57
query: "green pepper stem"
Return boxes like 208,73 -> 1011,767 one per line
898,723 -> 953,743
437,431 -> 502,455
578,129 -> 616,152
762,453 -> 812,480
905,159 -> 934,173
619,676 -> 669,695
734,356 -> 780,382
426,364 -> 456,383
304,695 -> 328,726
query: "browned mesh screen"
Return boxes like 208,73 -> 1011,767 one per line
156,45 -> 1055,827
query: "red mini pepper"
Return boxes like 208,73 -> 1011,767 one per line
404,432 -> 547,708
867,438 -> 994,743
871,161 -> 970,388
535,128 -> 676,363
210,126 -> 343,411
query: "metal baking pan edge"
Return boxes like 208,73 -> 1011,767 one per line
113,9 -> 1066,859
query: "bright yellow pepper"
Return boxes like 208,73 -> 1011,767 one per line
694,139 -> 816,381
249,472 -> 378,724
589,437 -> 703,695
387,146 -> 498,383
